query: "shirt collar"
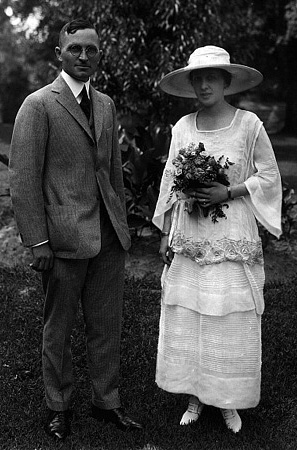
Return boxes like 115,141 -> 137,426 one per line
61,70 -> 90,99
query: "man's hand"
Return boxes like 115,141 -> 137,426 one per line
30,243 -> 54,272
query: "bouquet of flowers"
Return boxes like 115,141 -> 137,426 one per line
167,142 -> 234,223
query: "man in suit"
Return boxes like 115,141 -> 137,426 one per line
9,18 -> 142,440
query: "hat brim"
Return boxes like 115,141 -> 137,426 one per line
159,64 -> 263,97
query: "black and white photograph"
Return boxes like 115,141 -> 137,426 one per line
0,1 -> 296,449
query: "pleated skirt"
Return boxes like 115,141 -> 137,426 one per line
156,255 -> 263,409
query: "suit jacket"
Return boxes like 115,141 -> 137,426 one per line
9,74 -> 131,258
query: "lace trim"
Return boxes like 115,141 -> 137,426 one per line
171,233 -> 264,266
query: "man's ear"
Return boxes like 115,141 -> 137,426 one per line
55,47 -> 62,62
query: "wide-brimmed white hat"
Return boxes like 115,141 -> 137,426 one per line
159,45 -> 263,97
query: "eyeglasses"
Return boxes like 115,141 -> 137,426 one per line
68,45 -> 100,59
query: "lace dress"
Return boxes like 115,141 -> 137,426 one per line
152,109 -> 282,409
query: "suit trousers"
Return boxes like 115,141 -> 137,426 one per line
41,205 -> 126,411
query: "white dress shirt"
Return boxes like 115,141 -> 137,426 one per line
61,69 -> 90,101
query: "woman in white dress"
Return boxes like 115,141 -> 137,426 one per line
152,46 -> 282,433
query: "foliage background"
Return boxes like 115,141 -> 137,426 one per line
1,0 -> 297,129
1,0 -> 297,232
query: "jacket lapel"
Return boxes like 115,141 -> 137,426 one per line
51,75 -> 94,141
90,86 -> 104,143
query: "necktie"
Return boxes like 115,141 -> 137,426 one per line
80,85 -> 91,120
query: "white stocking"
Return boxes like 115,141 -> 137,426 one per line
180,398 -> 204,426
220,409 -> 242,433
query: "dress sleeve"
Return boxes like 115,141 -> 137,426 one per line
152,127 -> 178,231
244,125 -> 282,238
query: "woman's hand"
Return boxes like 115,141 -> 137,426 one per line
184,182 -> 228,208
159,235 -> 174,265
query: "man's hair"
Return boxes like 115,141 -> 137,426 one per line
59,18 -> 99,47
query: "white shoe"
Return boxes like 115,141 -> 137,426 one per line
220,409 -> 242,433
180,401 -> 204,426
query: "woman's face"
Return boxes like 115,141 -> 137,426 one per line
191,68 -> 227,107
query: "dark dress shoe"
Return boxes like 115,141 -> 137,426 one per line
44,408 -> 71,440
91,405 -> 143,431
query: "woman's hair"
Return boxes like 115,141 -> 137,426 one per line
220,69 -> 232,87
190,68 -> 232,88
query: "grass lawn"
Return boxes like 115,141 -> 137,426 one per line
0,267 -> 297,450
1,123 -> 297,449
